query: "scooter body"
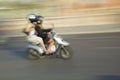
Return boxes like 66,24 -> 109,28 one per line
27,29 -> 73,60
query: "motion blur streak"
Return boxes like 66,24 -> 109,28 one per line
0,0 -> 120,33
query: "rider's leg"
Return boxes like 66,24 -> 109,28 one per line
39,40 -> 47,53
46,39 -> 54,54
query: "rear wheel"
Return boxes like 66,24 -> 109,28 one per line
27,48 -> 39,60
60,46 -> 73,60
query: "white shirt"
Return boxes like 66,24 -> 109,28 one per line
28,29 -> 36,36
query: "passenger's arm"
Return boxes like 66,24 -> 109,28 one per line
23,23 -> 32,35
24,23 -> 32,32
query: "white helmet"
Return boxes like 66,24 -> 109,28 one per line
27,14 -> 37,22
27,14 -> 44,23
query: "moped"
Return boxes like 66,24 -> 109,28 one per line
27,28 -> 73,60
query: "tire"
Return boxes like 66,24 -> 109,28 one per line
27,48 -> 39,60
60,46 -> 73,60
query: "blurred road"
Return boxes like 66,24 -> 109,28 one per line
0,32 -> 120,80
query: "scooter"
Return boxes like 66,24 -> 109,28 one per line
27,28 -> 73,60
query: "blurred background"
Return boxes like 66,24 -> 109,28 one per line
0,0 -> 120,36
0,1 -> 120,80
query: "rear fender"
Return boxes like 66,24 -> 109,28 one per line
28,44 -> 44,54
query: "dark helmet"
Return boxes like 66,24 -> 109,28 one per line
36,15 -> 44,24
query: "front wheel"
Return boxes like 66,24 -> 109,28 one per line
60,46 -> 73,60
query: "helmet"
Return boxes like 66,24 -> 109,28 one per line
36,15 -> 44,24
36,15 -> 44,20
27,14 -> 37,22
27,14 -> 44,24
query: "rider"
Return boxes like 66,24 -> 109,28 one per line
23,14 -> 47,54
34,15 -> 54,54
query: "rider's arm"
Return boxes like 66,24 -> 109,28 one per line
42,29 -> 52,32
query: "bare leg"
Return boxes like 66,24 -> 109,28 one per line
39,40 -> 47,53
46,39 -> 54,54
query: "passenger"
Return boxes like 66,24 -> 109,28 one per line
23,14 -> 47,54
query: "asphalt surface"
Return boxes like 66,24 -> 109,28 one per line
0,32 -> 120,80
